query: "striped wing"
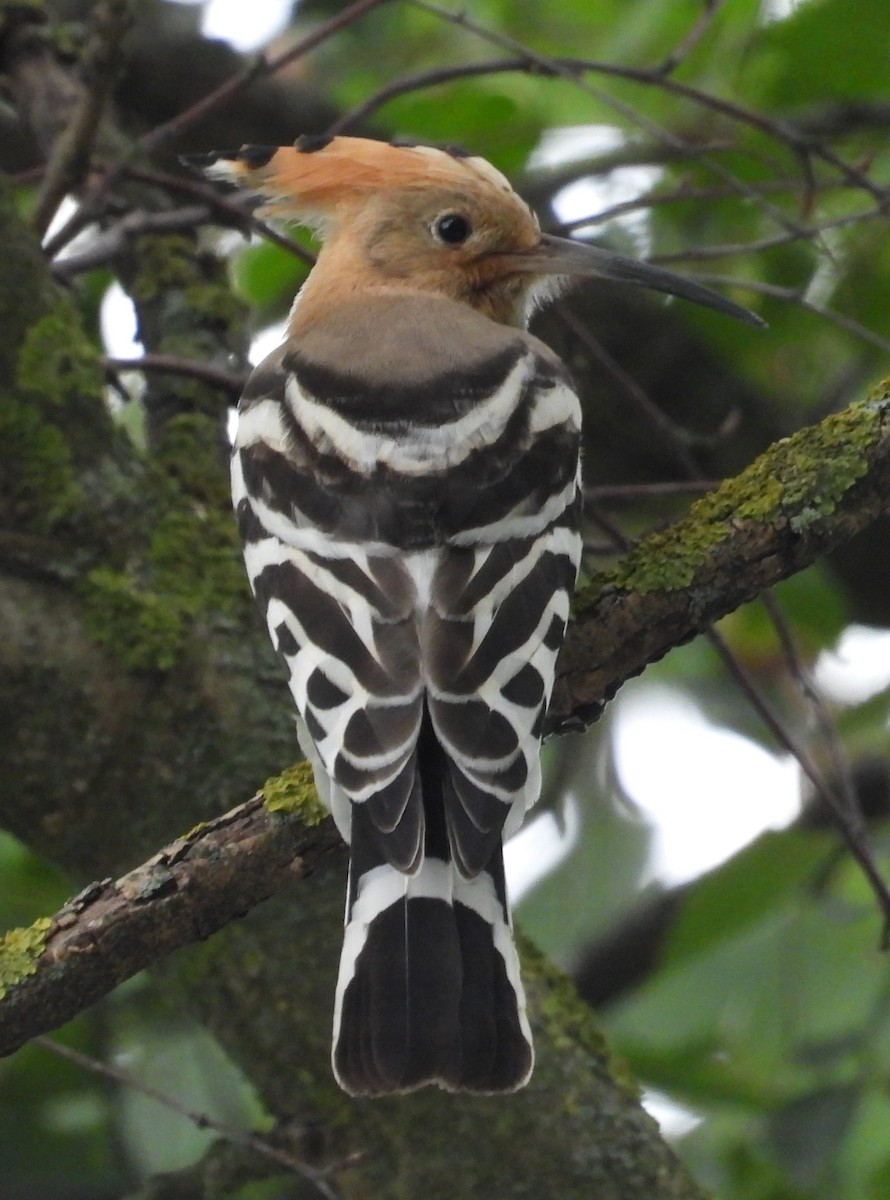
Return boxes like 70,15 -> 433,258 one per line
233,430 -> 425,870
427,522 -> 579,877
233,335 -> 580,866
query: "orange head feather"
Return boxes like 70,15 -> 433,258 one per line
189,135 -> 545,326
194,136 -> 531,225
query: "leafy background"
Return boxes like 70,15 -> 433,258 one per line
3,0 -> 890,1197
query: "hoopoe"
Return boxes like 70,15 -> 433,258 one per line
185,135 -> 757,1097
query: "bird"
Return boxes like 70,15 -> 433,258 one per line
184,134 -> 758,1097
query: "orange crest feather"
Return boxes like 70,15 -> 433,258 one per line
199,135 -> 514,224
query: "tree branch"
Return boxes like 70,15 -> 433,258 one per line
30,0 -> 130,237
134,0 -> 394,156
0,771 -> 342,1059
550,383 -> 890,725
105,354 -> 247,398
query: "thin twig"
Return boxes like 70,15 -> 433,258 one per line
586,480 -> 722,500
33,1037 -> 342,1199
123,165 -> 317,265
51,206 -> 214,276
655,0 -> 730,77
561,179 -> 881,267
330,58 -> 541,134
31,0 -> 130,237
652,206 -> 885,263
556,304 -> 702,476
560,179 -> 855,231
695,274 -> 890,356
137,0 -> 394,156
10,164 -> 46,186
705,627 -> 890,947
50,196 -> 313,281
327,52 -> 761,157
582,500 -> 633,551
760,591 -> 862,820
105,355 -> 248,398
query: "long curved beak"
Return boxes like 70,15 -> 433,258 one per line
510,233 -> 764,327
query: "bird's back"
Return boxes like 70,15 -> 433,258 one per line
232,294 -> 582,1093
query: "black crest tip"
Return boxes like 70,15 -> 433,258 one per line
178,151 -> 225,171
295,133 -> 333,154
237,144 -> 278,168
388,137 -> 472,159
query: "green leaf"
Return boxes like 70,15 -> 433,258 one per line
663,830 -> 831,969
231,240 -> 311,316
767,1083 -> 861,1186
717,566 -> 848,665
745,0 -> 890,108
381,86 -> 542,175
0,833 -> 69,931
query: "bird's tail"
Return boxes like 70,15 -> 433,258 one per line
331,812 -> 533,1096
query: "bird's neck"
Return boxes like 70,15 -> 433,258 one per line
288,245 -> 532,337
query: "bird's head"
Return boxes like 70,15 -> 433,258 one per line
184,135 -> 761,330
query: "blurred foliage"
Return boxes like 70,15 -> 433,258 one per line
5,0 -> 890,1196
0,842 -> 261,1193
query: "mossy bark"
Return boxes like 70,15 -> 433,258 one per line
0,186 -> 296,874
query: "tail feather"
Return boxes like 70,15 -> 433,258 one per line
453,857 -> 533,1092
332,846 -> 532,1096
452,901 -> 532,1091
330,708 -> 532,1096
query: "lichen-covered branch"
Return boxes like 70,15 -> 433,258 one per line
0,766 -> 340,1059
551,382 -> 890,724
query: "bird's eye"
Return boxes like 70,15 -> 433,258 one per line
433,213 -> 472,245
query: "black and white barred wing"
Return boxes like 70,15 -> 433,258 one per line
427,522 -> 579,878
231,356 -> 426,871
232,334 -> 580,857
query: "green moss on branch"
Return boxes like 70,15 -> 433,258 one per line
79,412 -> 249,671
119,232 -> 249,440
575,388 -> 889,608
262,761 -> 327,823
0,918 -> 52,1000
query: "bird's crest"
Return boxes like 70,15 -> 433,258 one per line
185,135 -> 518,227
